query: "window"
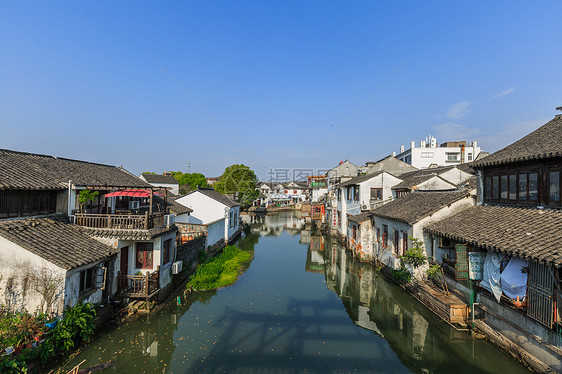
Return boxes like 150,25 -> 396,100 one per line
500,175 -> 508,199
352,225 -> 357,240
509,175 -> 517,200
446,153 -> 459,162
421,152 -> 434,158
550,171 -> 560,202
492,176 -> 499,199
163,239 -> 172,265
402,232 -> 408,253
370,188 -> 382,200
353,186 -> 359,202
529,173 -> 538,200
346,187 -> 352,201
382,225 -> 388,247
376,228 -> 381,242
518,174 -> 527,200
394,230 -> 400,255
79,267 -> 95,293
136,242 -> 154,269
467,152 -> 473,161
484,177 -> 492,200
337,189 -> 341,201
0,190 -> 57,219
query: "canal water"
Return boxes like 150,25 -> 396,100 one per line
56,212 -> 528,373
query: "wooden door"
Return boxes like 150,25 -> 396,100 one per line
120,246 -> 129,275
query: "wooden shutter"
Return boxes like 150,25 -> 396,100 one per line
527,261 -> 554,328
455,244 -> 469,280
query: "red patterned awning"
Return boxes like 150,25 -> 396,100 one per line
104,189 -> 151,198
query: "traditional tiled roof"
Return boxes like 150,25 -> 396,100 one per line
471,116 -> 562,168
141,174 -> 179,184
153,195 -> 192,215
391,174 -> 452,190
0,149 -> 149,190
85,224 -> 177,241
0,215 -> 117,270
348,212 -> 371,223
186,189 -> 240,207
339,171 -> 385,188
370,191 -> 471,225
424,205 -> 562,266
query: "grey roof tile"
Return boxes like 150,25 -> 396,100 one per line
0,149 -> 149,190
0,215 -> 117,270
424,205 -> 562,266
471,116 -> 562,168
370,191 -> 471,225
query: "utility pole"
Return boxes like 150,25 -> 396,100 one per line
188,160 -> 191,174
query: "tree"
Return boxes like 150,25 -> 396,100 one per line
177,173 -> 209,193
78,190 -> 98,212
213,164 -> 258,208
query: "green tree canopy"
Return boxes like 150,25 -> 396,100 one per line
170,172 -> 209,194
213,164 -> 258,208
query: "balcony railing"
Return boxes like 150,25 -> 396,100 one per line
74,212 -> 166,230
118,270 -> 159,298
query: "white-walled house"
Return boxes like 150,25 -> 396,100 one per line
391,165 -> 475,198
327,160 -> 359,187
175,189 -> 241,246
140,173 -> 180,195
0,216 -> 118,314
370,191 -> 475,278
335,171 -> 402,236
396,136 -> 482,169
0,149 -> 181,310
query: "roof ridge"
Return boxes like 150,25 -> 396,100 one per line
0,148 -> 118,168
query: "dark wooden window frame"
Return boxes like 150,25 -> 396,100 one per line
136,242 -> 154,269
370,188 -> 383,200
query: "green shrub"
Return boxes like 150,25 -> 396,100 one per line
392,267 -> 412,284
38,303 -> 96,362
426,263 -> 442,282
400,237 -> 428,269
188,246 -> 253,290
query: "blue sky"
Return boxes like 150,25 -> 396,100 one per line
1,1 -> 561,180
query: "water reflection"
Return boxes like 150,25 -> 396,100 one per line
56,212 -> 527,374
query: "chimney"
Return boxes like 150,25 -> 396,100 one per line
410,141 -> 415,149
392,151 -> 396,157
400,145 -> 405,153
473,141 -> 477,148
420,140 -> 426,148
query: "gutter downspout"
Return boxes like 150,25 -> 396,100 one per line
68,180 -> 73,222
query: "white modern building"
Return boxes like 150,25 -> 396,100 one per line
396,136 -> 482,169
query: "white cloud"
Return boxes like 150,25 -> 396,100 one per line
491,87 -> 515,100
433,122 -> 481,140
446,101 -> 471,119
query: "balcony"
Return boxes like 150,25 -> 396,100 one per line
74,212 -> 166,230
118,270 -> 160,299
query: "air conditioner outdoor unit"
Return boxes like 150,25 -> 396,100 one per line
165,214 -> 175,226
172,261 -> 183,275
361,204 -> 368,210
128,201 -> 140,210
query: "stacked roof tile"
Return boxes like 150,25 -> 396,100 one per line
471,116 -> 562,168
370,191 -> 471,225
0,149 -> 149,190
425,205 -> 562,266
0,215 -> 117,270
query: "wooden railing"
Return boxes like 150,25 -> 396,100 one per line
74,212 -> 166,230
118,270 -> 159,298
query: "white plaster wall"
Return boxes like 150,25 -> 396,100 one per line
175,192 -> 230,224
416,176 -> 456,191
409,145 -> 481,169
0,236 -> 67,314
206,218 -> 226,248
439,168 -> 473,185
226,206 -> 241,242
64,263 -> 105,308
